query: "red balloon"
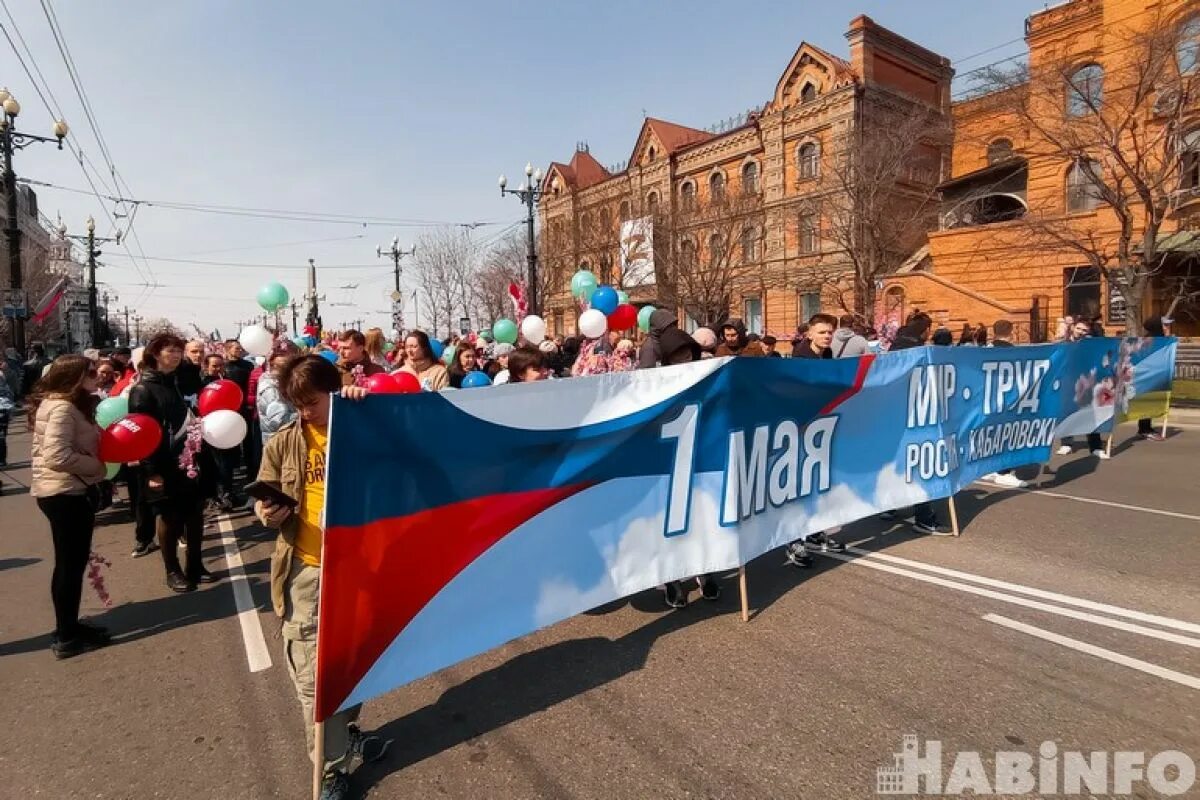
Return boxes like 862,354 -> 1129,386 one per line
99,413 -> 163,463
391,371 -> 421,394
608,304 -> 638,331
365,373 -> 403,394
198,379 -> 244,417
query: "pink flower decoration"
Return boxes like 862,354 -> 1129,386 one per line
177,417 -> 204,480
1093,379 -> 1115,407
87,551 -> 112,608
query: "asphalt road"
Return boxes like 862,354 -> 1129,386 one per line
1,411 -> 1197,799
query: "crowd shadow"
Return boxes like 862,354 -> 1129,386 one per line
1110,426 -> 1185,458
0,556 -> 40,572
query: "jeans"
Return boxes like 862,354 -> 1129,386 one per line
36,493 -> 96,640
212,445 -> 236,498
157,498 -> 204,579
1137,418 -> 1154,435
0,409 -> 9,465
914,501 -> 938,527
124,465 -> 157,547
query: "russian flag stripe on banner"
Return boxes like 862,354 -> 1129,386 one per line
315,337 -> 1176,721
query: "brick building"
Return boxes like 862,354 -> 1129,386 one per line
882,0 -> 1200,339
537,16 -> 952,339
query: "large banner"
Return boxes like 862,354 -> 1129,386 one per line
315,337 -> 1176,720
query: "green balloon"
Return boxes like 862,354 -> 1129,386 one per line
105,462 -> 120,480
492,319 -> 518,345
478,330 -> 493,342
616,290 -> 630,305
292,336 -> 308,348
443,344 -> 457,366
384,342 -> 395,354
96,396 -> 129,429
257,282 -> 289,312
571,270 -> 598,300
637,305 -> 657,333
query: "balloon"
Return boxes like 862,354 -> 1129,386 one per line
477,330 -> 493,342
590,285 -> 619,316
571,269 -> 598,300
391,371 -> 421,394
579,308 -> 608,339
492,319 -> 518,345
95,396 -> 129,429
257,282 -> 289,312
292,336 -> 308,349
365,373 -> 403,394
442,345 -> 456,366
318,350 -> 338,363
429,339 -> 445,360
105,462 -> 120,480
201,409 -> 248,450
198,379 -> 244,417
520,315 -> 546,344
638,305 -> 657,333
383,342 -> 395,354
461,371 -> 492,389
239,324 -> 274,357
616,290 -> 630,305
99,414 -> 163,463
608,304 -> 638,331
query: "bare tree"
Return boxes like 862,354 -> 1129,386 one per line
806,101 -> 949,325
141,317 -> 185,340
471,227 -> 548,326
414,227 -> 475,337
973,13 -> 1200,333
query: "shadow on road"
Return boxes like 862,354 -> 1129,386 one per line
0,557 -> 40,572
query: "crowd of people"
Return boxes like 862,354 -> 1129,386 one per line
9,305 -> 1171,799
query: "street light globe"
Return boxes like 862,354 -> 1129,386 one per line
524,162 -> 534,177
533,168 -> 543,183
86,215 -> 95,233
52,119 -> 69,139
3,96 -> 20,117
57,221 -> 67,238
498,174 -> 508,189
0,87 -> 9,105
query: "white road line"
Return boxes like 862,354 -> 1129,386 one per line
983,614 -> 1200,691
976,482 -> 1200,522
217,515 -> 272,673
843,545 -> 1200,635
816,550 -> 1200,649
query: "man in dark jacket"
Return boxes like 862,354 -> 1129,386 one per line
637,309 -> 679,369
176,339 -> 205,410
793,313 -> 835,359
222,338 -> 260,483
715,318 -> 768,357
884,313 -> 950,534
335,329 -> 386,387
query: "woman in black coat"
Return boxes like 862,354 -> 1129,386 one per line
128,333 -> 214,593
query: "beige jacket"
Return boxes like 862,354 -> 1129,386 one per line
254,420 -> 306,617
401,359 -> 449,391
30,398 -> 106,497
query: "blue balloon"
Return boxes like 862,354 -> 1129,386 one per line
590,285 -> 619,316
461,370 -> 492,389
303,334 -> 317,347
429,339 -> 445,360
318,350 -> 338,363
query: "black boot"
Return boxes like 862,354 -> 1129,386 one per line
166,571 -> 195,593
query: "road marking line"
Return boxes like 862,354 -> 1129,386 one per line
844,545 -> 1200,635
975,482 -> 1200,522
816,550 -> 1200,649
983,614 -> 1200,690
217,514 -> 272,673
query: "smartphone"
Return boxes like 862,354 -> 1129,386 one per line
244,480 -> 299,509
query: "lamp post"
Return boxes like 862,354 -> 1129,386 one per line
498,162 -> 545,315
60,215 -> 120,348
0,88 -> 68,355
377,237 -> 415,334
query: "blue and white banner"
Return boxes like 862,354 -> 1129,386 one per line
314,337 -> 1176,720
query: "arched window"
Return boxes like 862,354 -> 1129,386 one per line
647,192 -> 659,215
987,138 -> 1014,165
708,233 -> 724,266
647,146 -> 656,162
798,142 -> 819,180
619,200 -> 631,221
579,212 -> 592,236
1178,16 -> 1200,75
741,227 -> 760,263
741,161 -> 759,195
1066,159 -> 1105,212
1181,129 -> 1200,191
800,82 -> 818,104
709,171 -> 726,203
798,212 -> 819,253
598,208 -> 611,234
1066,64 -> 1103,116
599,254 -> 613,284
680,238 -> 697,267
680,181 -> 697,211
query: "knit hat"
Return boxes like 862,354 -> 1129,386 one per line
493,343 -> 515,357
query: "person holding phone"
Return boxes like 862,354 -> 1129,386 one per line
254,355 -> 385,800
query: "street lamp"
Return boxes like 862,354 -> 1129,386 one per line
498,161 -> 545,315
1,88 -> 69,355
61,215 -> 121,347
376,236 -> 416,333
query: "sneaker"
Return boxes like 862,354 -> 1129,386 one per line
130,540 -> 158,558
1091,449 -> 1111,460
698,575 -> 722,601
991,472 -> 1028,489
348,723 -> 391,764
804,532 -> 846,554
913,520 -> 951,536
166,572 -> 196,593
51,637 -> 102,660
319,771 -> 351,800
663,581 -> 687,609
1056,445 -> 1073,456
980,472 -> 1000,483
1138,432 -> 1165,442
217,493 -> 235,513
784,542 -> 814,568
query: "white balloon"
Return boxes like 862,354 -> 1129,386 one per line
201,409 -> 248,450
239,324 -> 274,357
520,314 -> 547,344
578,308 -> 608,340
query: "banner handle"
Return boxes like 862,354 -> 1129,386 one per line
948,495 -> 961,537
738,567 -> 749,622
1106,433 -> 1114,458
312,720 -> 323,800
1161,411 -> 1169,439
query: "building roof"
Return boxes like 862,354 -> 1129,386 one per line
546,149 -> 612,192
643,117 -> 714,154
937,157 -> 1027,192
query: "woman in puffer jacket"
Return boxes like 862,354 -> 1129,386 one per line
28,355 -> 111,659
256,346 -> 299,446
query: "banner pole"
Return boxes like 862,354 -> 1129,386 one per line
1161,410 -> 1169,439
948,495 -> 961,537
739,567 -> 749,622
1106,433 -> 1114,458
312,720 -> 323,800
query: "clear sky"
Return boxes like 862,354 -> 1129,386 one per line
2,0 -> 1033,339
